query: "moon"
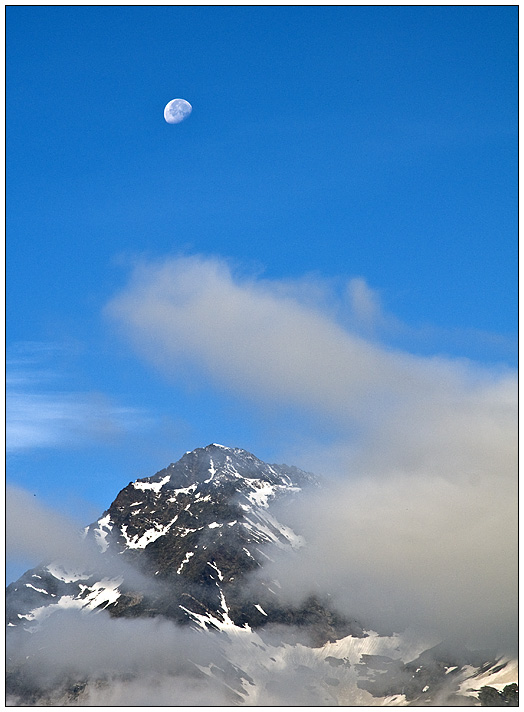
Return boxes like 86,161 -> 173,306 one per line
164,98 -> 192,124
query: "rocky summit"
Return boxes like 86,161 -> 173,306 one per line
6,445 -> 518,706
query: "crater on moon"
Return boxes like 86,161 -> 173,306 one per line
164,98 -> 192,124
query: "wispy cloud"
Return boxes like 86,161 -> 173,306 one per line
7,484 -> 92,565
6,342 -> 151,452
344,276 -> 517,362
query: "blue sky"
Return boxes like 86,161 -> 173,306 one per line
6,6 -> 517,583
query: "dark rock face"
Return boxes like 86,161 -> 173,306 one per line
6,444 -> 358,640
479,683 -> 518,706
356,643 -> 517,706
80,444 -> 330,630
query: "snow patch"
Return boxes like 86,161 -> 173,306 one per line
177,550 -> 195,574
242,510 -> 304,550
177,526 -> 199,537
179,599 -> 251,635
458,658 -> 518,696
205,458 -> 217,483
120,511 -> 180,549
167,483 -> 198,500
46,563 -> 89,583
92,513 -> 112,553
121,522 -> 166,549
243,480 -> 277,508
382,695 -> 409,706
24,583 -> 48,594
207,561 -> 224,581
78,577 -> 123,610
133,475 -> 170,493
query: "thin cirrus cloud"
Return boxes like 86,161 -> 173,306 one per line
105,254 -> 517,654
6,346 -> 150,453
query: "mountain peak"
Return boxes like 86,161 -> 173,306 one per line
187,442 -> 232,455
7,444 -> 318,637
135,444 -> 317,493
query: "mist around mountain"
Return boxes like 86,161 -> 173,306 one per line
5,444 -> 518,706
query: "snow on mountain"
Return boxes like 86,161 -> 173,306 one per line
6,444 -> 518,706
6,445 -> 326,641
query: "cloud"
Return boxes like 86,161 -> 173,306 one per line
105,254 -> 517,655
343,277 -> 517,363
346,276 -> 386,331
6,391 -> 141,451
105,255 -> 514,435
262,461 -> 517,654
6,485 -> 88,565
6,609 -> 233,706
105,256 -> 480,420
6,485 -> 121,586
256,369 -> 517,655
6,343 -> 151,452
5,484 -> 161,597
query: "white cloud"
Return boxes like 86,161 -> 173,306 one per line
346,275 -> 385,329
105,254 -> 517,654
105,256 -> 477,421
5,483 -> 159,594
105,255 -> 515,430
